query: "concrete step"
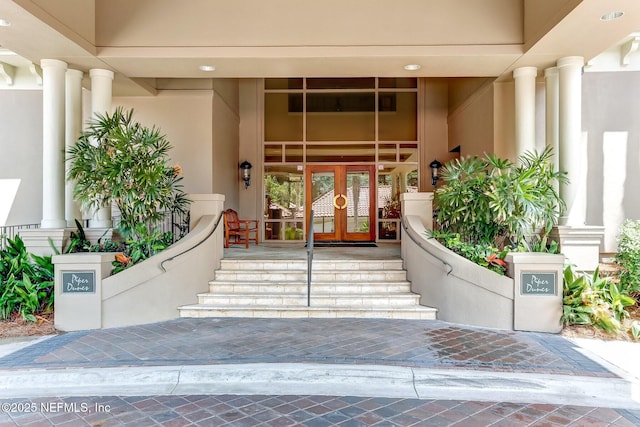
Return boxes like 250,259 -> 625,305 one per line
214,270 -> 408,282
179,304 -> 438,320
209,281 -> 412,294
197,292 -> 422,306
179,256 -> 437,321
219,259 -> 405,271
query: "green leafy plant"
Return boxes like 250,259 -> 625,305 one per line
65,219 -> 122,254
112,228 -> 174,274
284,226 -> 303,241
632,321 -> 640,341
562,265 -> 635,335
429,229 -> 508,275
434,146 -> 567,252
615,219 -> 640,296
66,219 -> 91,253
0,236 -> 54,322
67,107 -> 189,243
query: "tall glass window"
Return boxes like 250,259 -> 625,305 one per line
263,77 -> 419,241
264,166 -> 304,241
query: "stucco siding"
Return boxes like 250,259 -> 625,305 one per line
0,90 -> 43,226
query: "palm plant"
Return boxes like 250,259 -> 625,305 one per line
67,107 -> 189,242
435,146 -> 567,252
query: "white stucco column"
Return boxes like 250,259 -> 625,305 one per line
41,59 -> 68,229
89,68 -> 114,228
65,69 -> 83,227
557,56 -> 585,226
544,67 -> 559,174
513,66 -> 537,159
552,56 -> 603,270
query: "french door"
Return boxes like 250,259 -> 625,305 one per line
306,165 -> 375,242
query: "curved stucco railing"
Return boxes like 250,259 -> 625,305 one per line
401,215 -> 515,330
160,212 -> 223,272
100,214 -> 224,328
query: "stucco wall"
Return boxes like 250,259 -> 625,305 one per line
0,90 -> 43,226
113,83 -> 240,211
113,90 -> 215,195
238,79 -> 264,222
421,79 -> 458,191
401,215 -> 514,330
583,71 -> 640,252
447,80 -> 495,157
212,85 -> 240,211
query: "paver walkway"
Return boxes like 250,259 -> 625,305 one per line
1,395 -> 639,426
0,318 -> 609,376
1,318 -> 639,426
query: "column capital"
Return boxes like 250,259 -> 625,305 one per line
89,68 -> 114,80
513,66 -> 537,79
544,67 -> 558,78
557,56 -> 584,69
40,59 -> 67,70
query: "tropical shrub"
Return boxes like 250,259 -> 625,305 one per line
67,107 -> 189,273
67,107 -> 189,243
66,219 -> 122,254
112,228 -> 174,274
65,213 -> 173,274
562,264 -> 635,335
434,146 -> 566,252
429,230 -> 508,274
615,219 -> 640,296
0,236 -> 54,322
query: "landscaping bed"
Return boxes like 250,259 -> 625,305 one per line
0,312 -> 56,338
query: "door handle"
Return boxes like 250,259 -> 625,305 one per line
333,194 -> 348,210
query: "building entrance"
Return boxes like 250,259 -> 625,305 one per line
263,77 -> 419,242
306,165 -> 375,242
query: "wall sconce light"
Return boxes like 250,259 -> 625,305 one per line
239,160 -> 252,189
429,159 -> 442,187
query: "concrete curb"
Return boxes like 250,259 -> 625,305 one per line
1,363 -> 639,409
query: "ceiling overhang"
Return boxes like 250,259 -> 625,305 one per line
0,0 -> 639,95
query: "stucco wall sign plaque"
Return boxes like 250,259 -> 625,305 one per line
520,272 -> 556,296
61,271 -> 95,293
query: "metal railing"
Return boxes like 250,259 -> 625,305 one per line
111,210 -> 190,243
0,223 -> 40,250
0,210 -> 190,251
401,217 -> 453,275
306,209 -> 315,307
160,211 -> 222,272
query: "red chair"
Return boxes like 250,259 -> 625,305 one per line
223,209 -> 259,248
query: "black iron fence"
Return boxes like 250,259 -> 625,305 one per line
107,210 -> 191,243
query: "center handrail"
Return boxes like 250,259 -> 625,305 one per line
306,209 -> 314,307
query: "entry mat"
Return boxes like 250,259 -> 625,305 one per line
307,242 -> 377,248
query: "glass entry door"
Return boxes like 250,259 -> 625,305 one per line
306,165 -> 375,242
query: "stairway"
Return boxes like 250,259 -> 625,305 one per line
178,258 -> 437,319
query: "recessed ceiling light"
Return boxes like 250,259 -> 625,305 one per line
0,19 -> 11,27
199,65 -> 216,72
404,64 -> 421,71
600,11 -> 624,21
